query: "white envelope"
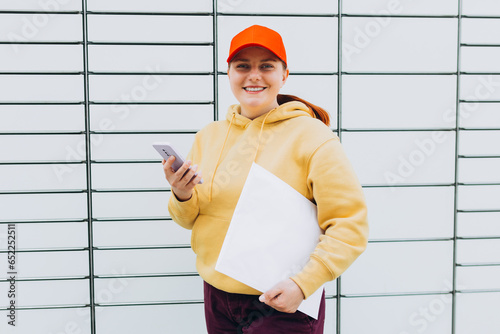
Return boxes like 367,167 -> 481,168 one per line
215,162 -> 324,319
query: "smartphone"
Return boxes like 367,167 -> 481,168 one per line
153,142 -> 203,184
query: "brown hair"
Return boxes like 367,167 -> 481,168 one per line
277,94 -> 330,126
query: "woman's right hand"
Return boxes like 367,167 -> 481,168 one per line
162,156 -> 203,201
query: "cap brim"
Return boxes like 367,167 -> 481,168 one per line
227,43 -> 285,64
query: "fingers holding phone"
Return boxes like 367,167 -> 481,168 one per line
162,156 -> 203,201
155,142 -> 203,201
182,162 -> 203,186
165,156 -> 202,185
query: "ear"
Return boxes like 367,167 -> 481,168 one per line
281,68 -> 289,87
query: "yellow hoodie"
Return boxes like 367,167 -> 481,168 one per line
168,101 -> 368,299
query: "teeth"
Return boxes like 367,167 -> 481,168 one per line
245,87 -> 265,92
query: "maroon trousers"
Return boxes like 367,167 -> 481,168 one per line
204,281 -> 325,334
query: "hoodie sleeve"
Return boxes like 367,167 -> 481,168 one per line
167,134 -> 202,230
290,137 -> 369,299
168,188 -> 200,230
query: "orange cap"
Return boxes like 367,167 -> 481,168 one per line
227,25 -> 287,66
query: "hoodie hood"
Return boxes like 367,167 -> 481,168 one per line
208,101 -> 314,201
226,101 -> 314,128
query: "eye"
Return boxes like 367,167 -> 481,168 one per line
261,63 -> 274,70
236,63 -> 249,69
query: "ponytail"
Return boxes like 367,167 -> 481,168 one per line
277,94 -> 330,126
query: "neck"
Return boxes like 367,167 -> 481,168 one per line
240,100 -> 280,120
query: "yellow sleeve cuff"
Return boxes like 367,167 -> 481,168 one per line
291,255 -> 334,299
167,190 -> 199,230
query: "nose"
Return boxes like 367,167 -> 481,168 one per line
248,67 -> 261,81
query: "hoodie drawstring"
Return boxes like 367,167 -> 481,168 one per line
251,108 -> 275,164
209,107 -> 277,202
209,113 -> 235,202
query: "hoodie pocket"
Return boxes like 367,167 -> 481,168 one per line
189,215 -> 229,259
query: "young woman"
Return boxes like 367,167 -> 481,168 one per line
162,25 -> 368,333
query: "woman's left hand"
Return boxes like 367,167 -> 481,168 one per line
259,278 -> 305,313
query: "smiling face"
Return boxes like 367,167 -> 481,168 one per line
228,47 -> 289,120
